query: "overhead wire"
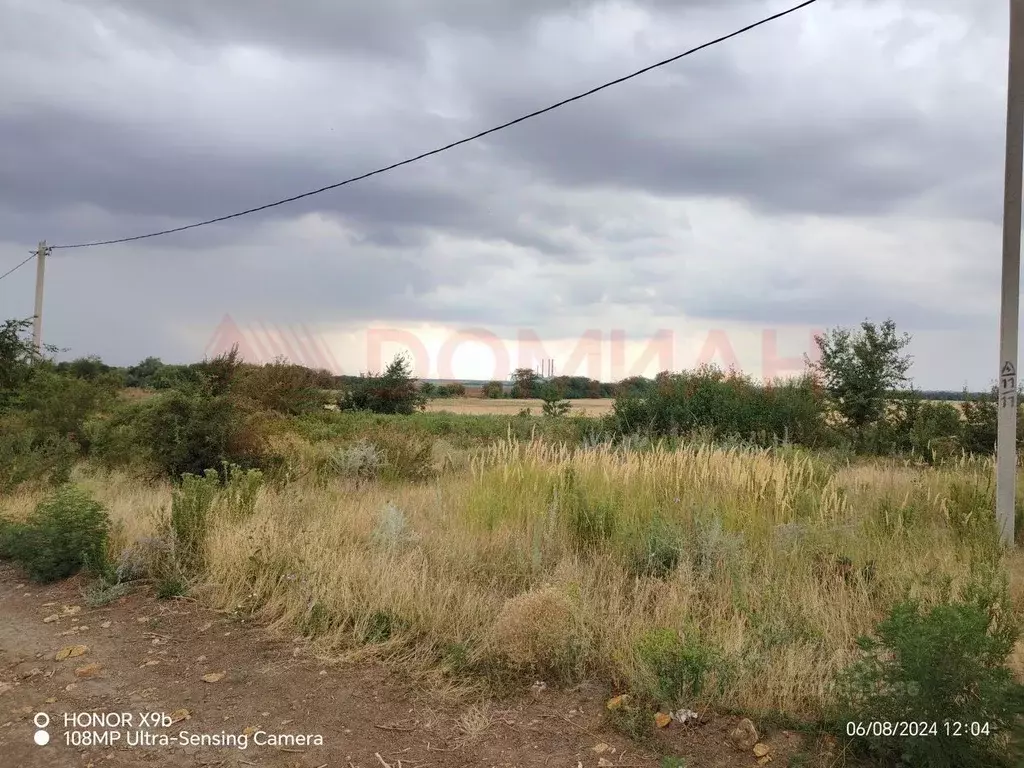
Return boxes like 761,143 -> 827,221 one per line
0,252 -> 37,282
43,0 -> 819,252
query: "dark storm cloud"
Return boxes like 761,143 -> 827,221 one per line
0,105 -> 579,256
0,0 -> 1000,251
457,32 -> 1000,222
76,0 -> 758,61
0,0 -> 1009,387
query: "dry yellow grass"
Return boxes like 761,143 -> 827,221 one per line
3,438 -> 1021,722
423,397 -> 615,416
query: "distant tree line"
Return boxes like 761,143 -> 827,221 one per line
4,313 -> 1023,495
481,371 -> 618,399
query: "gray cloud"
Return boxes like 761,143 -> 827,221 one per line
0,0 -> 1012,387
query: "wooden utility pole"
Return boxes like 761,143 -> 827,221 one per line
32,241 -> 48,355
996,0 -> 1024,547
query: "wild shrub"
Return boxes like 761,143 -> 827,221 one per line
0,417 -> 79,492
626,514 -> 684,579
337,354 -> 425,415
15,368 -> 119,448
191,345 -> 243,396
554,468 -> 616,550
609,366 -> 825,446
481,381 -> 505,399
135,390 -> 269,479
634,627 -> 727,705
540,384 -> 572,417
0,317 -> 53,410
170,469 -> 220,574
0,362 -> 118,490
83,577 -> 134,608
489,586 -> 587,681
122,356 -> 164,388
369,430 -> 434,482
908,401 -> 964,462
0,485 -> 111,583
235,359 -> 328,415
370,502 -> 418,550
219,463 -> 264,521
55,355 -> 120,382
324,440 -> 384,483
833,571 -> 1024,768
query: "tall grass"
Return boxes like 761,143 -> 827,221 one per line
186,442 -> 1024,715
4,439 -> 1019,722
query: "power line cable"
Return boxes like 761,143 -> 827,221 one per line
50,0 -> 818,251
0,253 -> 36,282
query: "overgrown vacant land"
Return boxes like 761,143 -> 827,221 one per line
2,317 -> 1024,767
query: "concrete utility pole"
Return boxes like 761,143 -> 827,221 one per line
32,241 -> 48,355
997,0 -> 1024,548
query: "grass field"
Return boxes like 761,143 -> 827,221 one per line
5,422 -> 1021,719
5,378 -> 1024,764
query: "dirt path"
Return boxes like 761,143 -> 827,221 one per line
0,566 -> 810,768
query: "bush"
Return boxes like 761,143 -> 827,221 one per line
338,354 -> 426,415
555,468 -> 617,550
324,440 -> 384,483
0,485 -> 111,583
608,367 -> 825,447
15,368 -> 119,448
123,356 -> 164,388
219,463 -> 264,521
481,381 -> 505,399
626,514 -> 684,579
635,627 -> 726,705
834,572 -> 1024,767
170,469 -> 220,574
490,586 -> 587,680
906,400 -> 964,463
0,416 -> 79,493
370,502 -> 418,550
371,430 -> 434,482
0,317 -> 51,411
433,382 -> 466,398
95,389 -> 270,480
235,359 -> 329,415
191,345 -> 243,396
0,364 -> 118,491
540,384 -> 572,418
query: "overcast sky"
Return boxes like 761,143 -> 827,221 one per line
0,0 -> 1011,387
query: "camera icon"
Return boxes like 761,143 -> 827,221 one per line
33,713 -> 50,746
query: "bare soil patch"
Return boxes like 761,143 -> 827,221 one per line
0,567 -> 820,767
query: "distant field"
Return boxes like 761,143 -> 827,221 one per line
424,396 -> 616,416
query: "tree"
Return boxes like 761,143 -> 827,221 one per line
56,356 -> 116,381
0,317 -> 57,411
443,382 -> 466,397
338,353 -> 426,415
481,381 -> 504,399
511,368 -> 539,399
540,385 -> 572,417
124,356 -> 164,388
808,319 -> 912,444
